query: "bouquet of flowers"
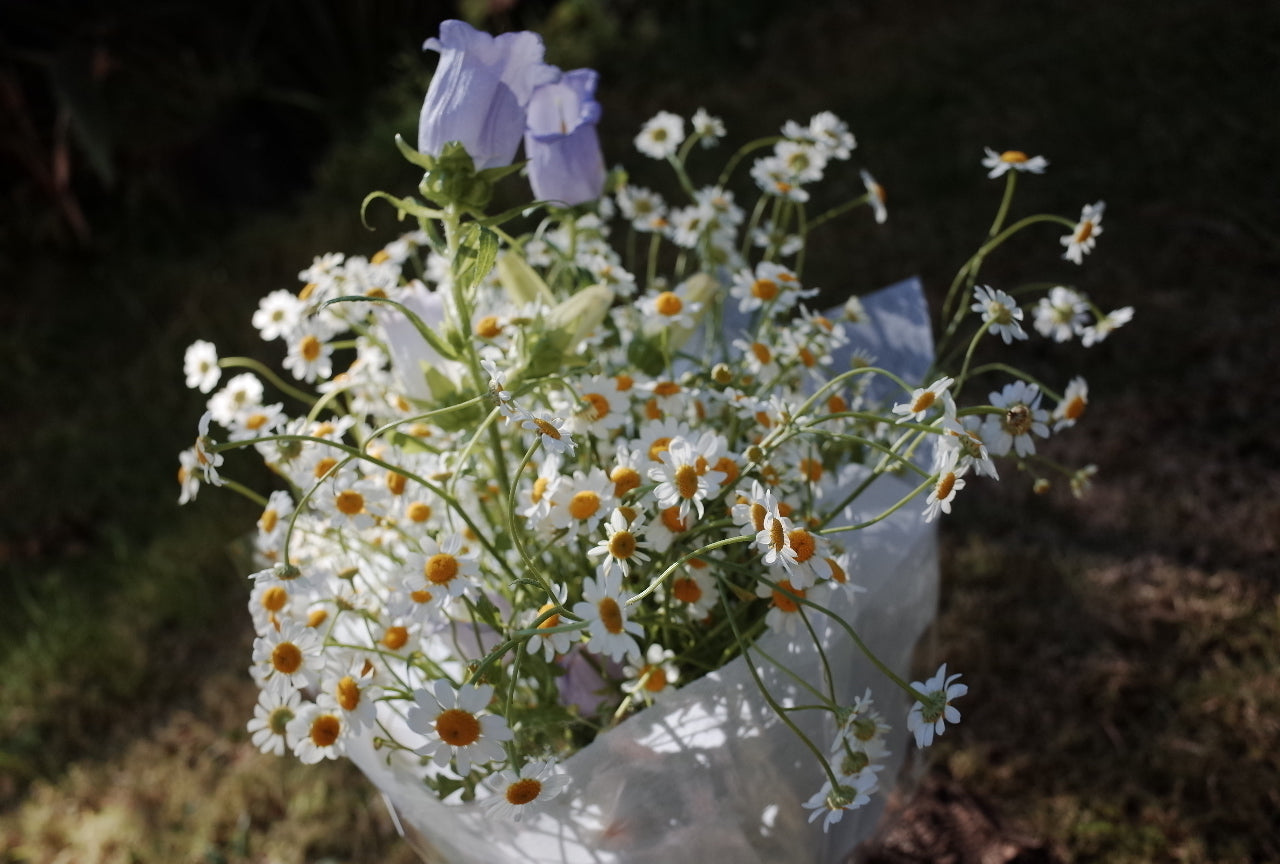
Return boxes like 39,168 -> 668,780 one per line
177,19 -> 1130,863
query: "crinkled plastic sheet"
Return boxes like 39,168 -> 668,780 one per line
345,278 -> 938,863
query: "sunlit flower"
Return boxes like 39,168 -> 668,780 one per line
484,760 -> 570,821
409,680 -> 513,775
572,572 -> 643,662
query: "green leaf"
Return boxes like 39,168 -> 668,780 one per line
455,222 -> 500,294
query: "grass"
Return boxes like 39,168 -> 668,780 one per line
3,0 -> 1278,861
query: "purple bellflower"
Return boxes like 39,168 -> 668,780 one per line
524,69 -> 607,206
417,20 -> 556,171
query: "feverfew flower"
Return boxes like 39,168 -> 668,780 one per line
971,285 -> 1027,344
622,642 -> 680,702
635,111 -> 685,159
892,376 -> 954,424
981,147 -> 1048,178
288,698 -> 349,764
907,663 -> 968,749
409,680 -> 513,775
803,771 -> 879,833
1080,306 -> 1134,346
923,455 -> 967,523
573,572 -> 643,662
247,687 -> 302,756
983,380 -> 1051,458
183,340 -> 221,393
1053,376 -> 1089,431
860,169 -> 887,224
1062,200 -> 1105,264
485,760 -> 570,821
1033,286 -> 1089,342
690,107 -> 725,147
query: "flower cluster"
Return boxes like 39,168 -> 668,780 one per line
179,21 -> 1128,831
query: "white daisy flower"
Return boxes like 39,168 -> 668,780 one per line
1053,376 -> 1089,431
408,680 -> 513,775
971,285 -> 1027,344
247,686 -> 302,756
907,663 -> 968,749
183,339 -> 221,393
287,697 -> 348,764
860,169 -> 887,224
573,572 -> 643,662
1080,305 -> 1134,347
622,643 -> 680,702
690,108 -> 725,147
635,111 -> 685,159
1061,200 -> 1105,265
981,147 -> 1048,179
983,380 -> 1051,458
484,760 -> 570,822
1033,285 -> 1089,342
892,376 -> 954,423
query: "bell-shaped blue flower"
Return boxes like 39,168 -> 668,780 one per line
417,20 -> 556,171
523,69 -> 606,206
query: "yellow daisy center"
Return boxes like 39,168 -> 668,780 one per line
674,464 -> 700,500
506,778 -> 543,806
751,279 -> 779,301
597,597 -> 624,634
1000,150 -> 1029,163
608,531 -> 637,559
407,501 -> 432,523
788,528 -> 816,563
335,490 -> 364,516
611,466 -> 642,497
381,626 -> 409,651
300,335 -> 323,362
309,713 -> 341,747
569,490 -> 601,520
436,708 -> 481,747
672,577 -> 702,604
261,586 -> 288,613
425,553 -> 460,585
771,580 -> 804,613
655,291 -> 683,316
271,641 -> 302,675
336,675 -> 361,712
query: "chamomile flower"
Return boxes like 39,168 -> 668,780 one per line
287,697 -> 349,764
183,340 -> 221,393
572,572 -> 643,662
520,412 -> 576,456
1033,286 -> 1089,342
616,185 -> 667,231
1062,200 -> 1105,265
981,147 -> 1048,178
971,285 -> 1027,344
664,562 -> 718,620
923,454 -> 968,523
690,107 -> 726,147
860,169 -> 887,224
208,372 -> 265,427
649,437 -> 725,520
247,686 -> 302,756
729,261 -> 810,314
622,643 -> 680,702
253,289 -> 305,341
635,111 -> 685,159
526,584 -> 576,661
587,508 -> 650,579
892,376 -> 954,423
282,332 -> 333,383
637,283 -> 703,330
803,771 -> 880,833
547,467 -> 615,535
252,621 -> 325,694
1053,376 -> 1089,431
983,380 -> 1051,458
409,680 -> 513,775
409,533 -> 481,602
757,576 -> 807,635
907,663 -> 968,749
1080,306 -> 1134,347
485,760 -> 570,822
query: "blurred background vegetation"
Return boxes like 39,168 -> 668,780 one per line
2,0 -> 1277,861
